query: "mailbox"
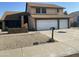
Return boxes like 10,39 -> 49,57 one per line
50,27 -> 55,42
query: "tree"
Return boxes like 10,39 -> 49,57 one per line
64,11 -> 68,15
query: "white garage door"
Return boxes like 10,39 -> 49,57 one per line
37,20 -> 58,30
59,19 -> 68,29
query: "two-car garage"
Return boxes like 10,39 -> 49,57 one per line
36,19 -> 69,30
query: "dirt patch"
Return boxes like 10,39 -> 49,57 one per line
0,32 -> 50,51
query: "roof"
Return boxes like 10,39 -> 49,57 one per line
1,11 -> 20,20
69,11 -> 79,17
28,3 -> 65,9
1,11 -> 30,20
31,14 -> 70,18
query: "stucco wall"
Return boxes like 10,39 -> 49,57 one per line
46,8 -> 57,14
58,9 -> 64,15
28,16 -> 35,30
29,7 -> 64,15
27,5 -> 65,30
30,7 -> 36,14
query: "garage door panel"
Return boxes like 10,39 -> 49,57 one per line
59,19 -> 68,29
37,20 -> 58,30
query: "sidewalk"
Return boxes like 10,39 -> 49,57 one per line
0,42 -> 78,57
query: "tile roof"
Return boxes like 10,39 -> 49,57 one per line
1,11 -> 20,20
69,11 -> 79,17
28,3 -> 65,9
1,11 -> 30,20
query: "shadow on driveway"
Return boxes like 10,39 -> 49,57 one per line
65,53 -> 79,57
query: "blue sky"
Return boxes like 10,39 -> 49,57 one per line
0,2 -> 26,16
49,2 -> 79,13
0,2 -> 79,16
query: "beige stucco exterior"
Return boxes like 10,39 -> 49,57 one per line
27,3 -> 70,30
28,16 -> 35,30
30,14 -> 70,30
30,7 -> 36,14
28,7 -> 64,15
46,8 -> 58,14
58,9 -> 64,15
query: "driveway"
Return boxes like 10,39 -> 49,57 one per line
39,28 -> 79,56
39,28 -> 79,50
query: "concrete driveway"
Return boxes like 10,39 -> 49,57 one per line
0,28 -> 79,57
39,28 -> 79,50
39,28 -> 79,56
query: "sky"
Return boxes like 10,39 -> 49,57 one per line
0,2 -> 26,16
0,2 -> 79,16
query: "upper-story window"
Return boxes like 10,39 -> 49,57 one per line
57,8 -> 59,13
36,8 -> 40,13
42,8 -> 46,13
36,7 -> 46,14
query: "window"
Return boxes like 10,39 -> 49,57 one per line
57,9 -> 59,12
42,8 -> 46,13
36,8 -> 40,13
36,7 -> 46,14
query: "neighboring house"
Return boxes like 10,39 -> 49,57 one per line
26,3 -> 70,30
1,11 -> 30,31
1,3 -> 70,31
69,11 -> 79,27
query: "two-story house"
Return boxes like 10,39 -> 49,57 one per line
1,3 -> 70,31
26,3 -> 70,30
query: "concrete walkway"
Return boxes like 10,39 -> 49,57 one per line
0,42 -> 78,57
0,28 -> 79,57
